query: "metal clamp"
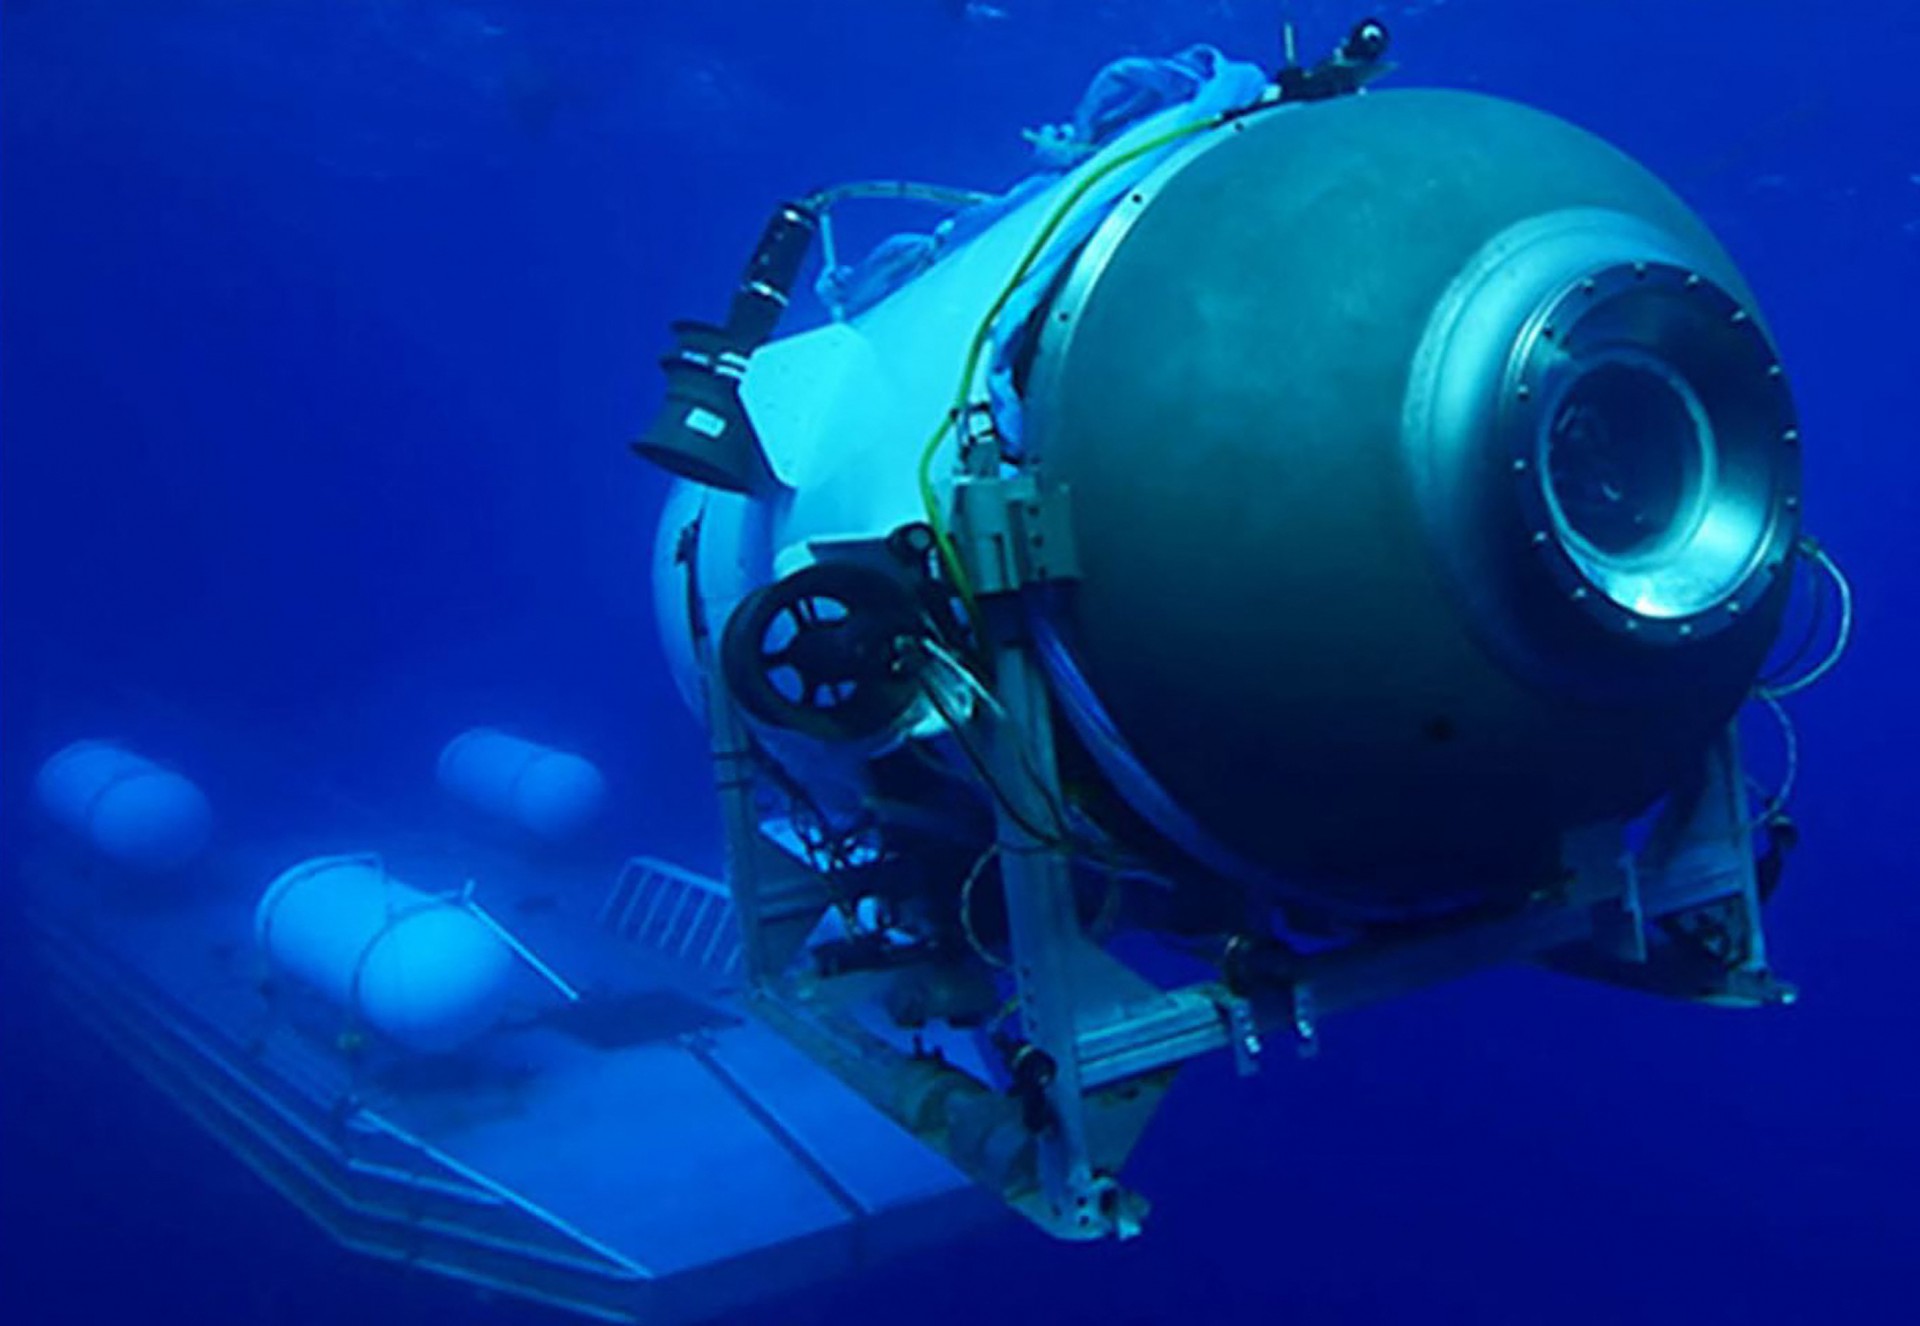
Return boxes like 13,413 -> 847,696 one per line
949,473 -> 1081,598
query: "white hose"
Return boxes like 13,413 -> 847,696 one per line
1758,541 -> 1852,699
1750,691 -> 1799,820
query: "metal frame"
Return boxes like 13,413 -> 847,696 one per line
709,477 -> 1793,1242
30,905 -> 650,1323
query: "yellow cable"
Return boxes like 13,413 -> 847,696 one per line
915,113 -> 1227,617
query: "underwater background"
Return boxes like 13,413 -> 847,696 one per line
3,1 -> 1917,1322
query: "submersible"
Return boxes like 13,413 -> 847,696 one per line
19,23 -> 1838,1325
638,19 -> 1836,1239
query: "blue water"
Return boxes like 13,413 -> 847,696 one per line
4,1 -> 1917,1321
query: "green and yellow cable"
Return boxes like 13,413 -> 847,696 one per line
915,113 -> 1230,619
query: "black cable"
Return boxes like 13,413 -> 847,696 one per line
749,735 -> 874,887
914,671 -> 1069,850
910,631 -> 1077,840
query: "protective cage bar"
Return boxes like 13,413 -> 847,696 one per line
701,608 -> 1792,1241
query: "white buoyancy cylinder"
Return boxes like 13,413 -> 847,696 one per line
437,728 -> 606,841
256,855 -> 514,1054
34,740 -> 213,872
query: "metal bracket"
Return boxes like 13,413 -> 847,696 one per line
1290,983 -> 1320,1058
1540,724 -> 1791,1005
702,651 -> 835,984
703,600 -> 1794,1244
1075,984 -> 1246,1089
700,610 -> 1172,1240
1565,823 -> 1647,964
948,473 -> 1081,598
1223,995 -> 1262,1076
983,636 -> 1139,1238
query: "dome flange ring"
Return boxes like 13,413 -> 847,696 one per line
1500,259 -> 1801,647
